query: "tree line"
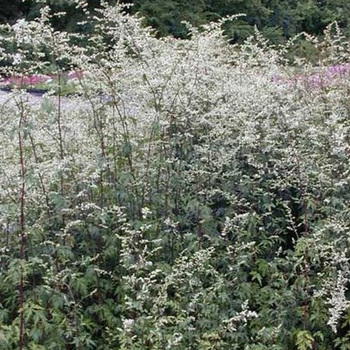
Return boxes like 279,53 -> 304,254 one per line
1,0 -> 349,43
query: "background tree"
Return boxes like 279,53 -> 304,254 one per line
0,0 -> 22,24
1,0 -> 349,43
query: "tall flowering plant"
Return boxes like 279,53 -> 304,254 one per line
0,1 -> 349,349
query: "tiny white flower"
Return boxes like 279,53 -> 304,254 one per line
123,318 -> 134,329
12,53 -> 22,65
141,207 -> 151,219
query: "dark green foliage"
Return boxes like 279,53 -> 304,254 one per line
1,0 -> 349,43
127,0 -> 208,38
0,1 -> 23,24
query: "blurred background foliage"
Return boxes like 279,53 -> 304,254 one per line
1,0 -> 349,44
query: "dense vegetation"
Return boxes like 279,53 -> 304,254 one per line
0,1 -> 350,349
1,0 -> 350,43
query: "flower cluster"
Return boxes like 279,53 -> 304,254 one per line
0,3 -> 349,349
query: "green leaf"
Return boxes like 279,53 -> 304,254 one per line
296,330 -> 314,350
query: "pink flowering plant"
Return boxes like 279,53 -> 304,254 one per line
0,71 -> 82,95
275,63 -> 350,89
1,74 -> 52,87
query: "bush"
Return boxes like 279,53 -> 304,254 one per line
0,2 -> 349,349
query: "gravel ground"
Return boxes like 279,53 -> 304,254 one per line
0,90 -> 136,116
1,90 -> 62,107
0,90 -> 90,112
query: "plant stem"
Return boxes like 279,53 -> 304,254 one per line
18,96 -> 26,350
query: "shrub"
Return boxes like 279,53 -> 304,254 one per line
0,2 -> 349,349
